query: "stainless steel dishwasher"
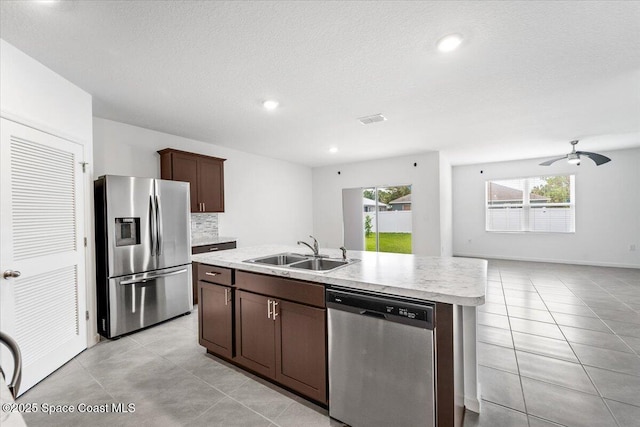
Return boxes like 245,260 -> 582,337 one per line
327,287 -> 436,427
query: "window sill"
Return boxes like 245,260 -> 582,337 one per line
485,231 -> 576,234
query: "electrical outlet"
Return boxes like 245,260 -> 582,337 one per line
631,244 -> 637,252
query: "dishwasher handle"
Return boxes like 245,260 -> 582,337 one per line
359,310 -> 387,320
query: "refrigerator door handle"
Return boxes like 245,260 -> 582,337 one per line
155,194 -> 163,256
120,268 -> 187,285
149,195 -> 156,256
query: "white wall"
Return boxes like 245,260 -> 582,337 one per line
452,147 -> 640,268
93,118 -> 313,247
439,153 -> 453,257
312,153 -> 444,256
0,40 -> 92,144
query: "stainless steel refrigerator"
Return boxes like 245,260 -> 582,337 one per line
94,175 -> 193,338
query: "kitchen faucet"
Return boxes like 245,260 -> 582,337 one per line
297,235 -> 320,256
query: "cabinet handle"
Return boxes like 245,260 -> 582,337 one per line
267,299 -> 272,319
203,203 -> 206,211
224,288 -> 228,306
208,247 -> 220,252
272,301 -> 278,321
205,272 -> 219,277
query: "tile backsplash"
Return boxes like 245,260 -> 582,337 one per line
191,213 -> 218,241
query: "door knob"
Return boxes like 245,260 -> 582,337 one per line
3,270 -> 21,279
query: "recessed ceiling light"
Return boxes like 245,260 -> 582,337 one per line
329,147 -> 338,154
437,34 -> 463,52
263,100 -> 279,110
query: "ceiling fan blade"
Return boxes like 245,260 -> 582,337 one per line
577,151 -> 611,166
539,156 -> 567,166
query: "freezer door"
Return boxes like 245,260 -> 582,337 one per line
107,265 -> 193,338
154,179 -> 191,270
105,175 -> 157,277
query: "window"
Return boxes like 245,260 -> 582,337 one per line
486,175 -> 575,233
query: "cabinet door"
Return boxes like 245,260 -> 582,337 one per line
171,153 -> 199,213
275,300 -> 327,404
197,157 -> 224,212
198,281 -> 233,359
235,290 -> 276,378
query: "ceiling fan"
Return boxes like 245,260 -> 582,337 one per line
540,140 -> 611,166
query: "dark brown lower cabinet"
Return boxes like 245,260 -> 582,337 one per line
235,289 -> 327,404
276,299 -> 326,403
198,281 -> 233,359
235,290 -> 276,377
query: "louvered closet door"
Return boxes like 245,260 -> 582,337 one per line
0,118 -> 87,396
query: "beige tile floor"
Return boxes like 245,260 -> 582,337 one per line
465,259 -> 640,427
16,259 -> 640,426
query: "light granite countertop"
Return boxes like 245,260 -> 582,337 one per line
191,236 -> 237,247
191,244 -> 486,306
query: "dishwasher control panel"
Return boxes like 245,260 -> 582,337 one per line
326,288 -> 434,329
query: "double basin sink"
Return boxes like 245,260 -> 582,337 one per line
244,253 -> 357,272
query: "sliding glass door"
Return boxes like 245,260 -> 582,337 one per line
343,185 -> 412,254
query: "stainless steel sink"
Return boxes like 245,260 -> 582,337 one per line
244,252 -> 358,272
288,258 -> 350,271
246,253 -> 309,266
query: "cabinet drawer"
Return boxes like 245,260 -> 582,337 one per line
198,264 -> 234,286
236,271 -> 325,308
192,241 -> 237,254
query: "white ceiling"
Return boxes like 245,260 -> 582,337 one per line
1,1 -> 639,167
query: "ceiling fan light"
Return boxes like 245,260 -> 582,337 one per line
567,154 -> 580,165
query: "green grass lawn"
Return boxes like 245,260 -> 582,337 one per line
365,232 -> 412,254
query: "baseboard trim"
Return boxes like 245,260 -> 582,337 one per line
464,397 -> 480,414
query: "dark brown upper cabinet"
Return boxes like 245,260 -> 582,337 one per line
158,148 -> 226,213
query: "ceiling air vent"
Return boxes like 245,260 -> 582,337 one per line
358,114 -> 387,125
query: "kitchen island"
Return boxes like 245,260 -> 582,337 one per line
192,245 -> 486,427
